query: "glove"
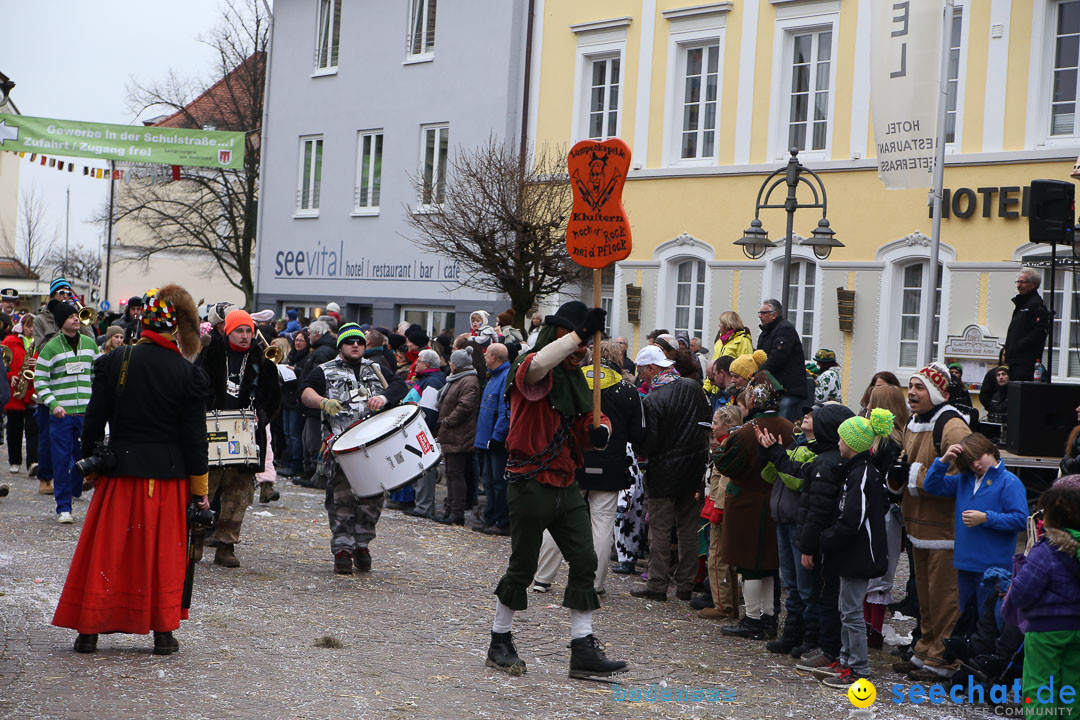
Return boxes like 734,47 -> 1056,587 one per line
319,397 -> 343,416
588,423 -> 610,450
887,460 -> 911,489
487,439 -> 505,452
578,308 -> 607,339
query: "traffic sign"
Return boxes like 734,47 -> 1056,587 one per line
99,300 -> 111,312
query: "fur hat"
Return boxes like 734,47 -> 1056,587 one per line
150,285 -> 202,360
208,302 -> 237,327
911,365 -> 949,406
497,309 -> 515,327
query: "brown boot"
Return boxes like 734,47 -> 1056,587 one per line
39,480 -> 53,495
214,543 -> 240,568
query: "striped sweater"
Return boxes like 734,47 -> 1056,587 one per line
35,332 -> 97,414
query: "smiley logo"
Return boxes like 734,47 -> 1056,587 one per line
847,678 -> 876,708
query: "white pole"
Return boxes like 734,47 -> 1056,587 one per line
64,186 -> 70,278
921,0 -> 953,368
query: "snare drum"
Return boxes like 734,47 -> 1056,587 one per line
330,405 -> 441,497
206,409 -> 259,467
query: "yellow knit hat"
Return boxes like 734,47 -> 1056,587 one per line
730,350 -> 768,380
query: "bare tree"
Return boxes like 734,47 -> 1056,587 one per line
113,0 -> 268,308
46,245 -> 102,286
1,183 -> 58,278
404,139 -> 584,328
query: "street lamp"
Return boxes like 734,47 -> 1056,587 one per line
734,148 -> 843,311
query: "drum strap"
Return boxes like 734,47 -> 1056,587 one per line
117,345 -> 134,398
368,362 -> 389,390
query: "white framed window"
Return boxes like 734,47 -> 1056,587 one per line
897,262 -> 943,367
768,3 -> 839,161
314,0 -> 342,73
401,307 -> 454,338
418,124 -> 449,210
571,22 -> 628,144
1050,0 -> 1080,138
585,55 -> 622,141
407,0 -> 437,61
1021,256 -> 1080,378
785,260 -> 817,351
600,266 -> 615,337
944,7 -> 966,147
354,130 -> 383,214
673,259 -> 706,339
676,42 -> 722,162
296,135 -> 324,215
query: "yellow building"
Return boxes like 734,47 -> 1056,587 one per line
530,0 -> 1080,401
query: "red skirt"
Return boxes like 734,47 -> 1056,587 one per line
52,475 -> 189,634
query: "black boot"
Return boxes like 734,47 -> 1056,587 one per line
486,631 -> 526,675
73,633 -> 98,653
721,616 -> 764,640
568,634 -> 627,679
761,613 -> 777,641
153,631 -> 178,656
334,551 -> 353,575
433,513 -> 464,526
766,616 -> 803,654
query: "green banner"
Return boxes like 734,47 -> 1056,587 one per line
0,114 -> 245,169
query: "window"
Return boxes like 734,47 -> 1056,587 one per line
786,29 -> 833,153
586,56 -> 621,141
1028,262 -> 1080,378
297,136 -> 323,214
315,0 -> 342,72
785,260 -> 817,351
1051,0 -> 1080,136
679,43 -> 721,160
945,9 -> 963,145
419,124 -> 449,208
407,0 -> 437,59
355,131 -> 383,213
600,266 -> 615,337
898,263 -> 943,367
402,307 -> 454,338
673,259 -> 706,339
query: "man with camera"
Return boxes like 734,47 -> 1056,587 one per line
52,285 -> 209,656
196,309 -> 281,568
34,301 -> 98,523
300,323 -> 409,575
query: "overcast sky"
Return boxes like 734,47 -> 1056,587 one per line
1,0 -> 230,269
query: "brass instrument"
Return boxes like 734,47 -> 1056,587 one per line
73,301 -> 97,326
13,339 -> 35,399
1,345 -> 10,368
256,329 -> 284,364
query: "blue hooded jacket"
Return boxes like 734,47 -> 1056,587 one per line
474,361 -> 510,448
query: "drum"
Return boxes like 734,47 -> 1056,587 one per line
331,405 -> 442,497
206,410 -> 259,467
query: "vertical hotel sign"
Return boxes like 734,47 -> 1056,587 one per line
869,1 -> 943,189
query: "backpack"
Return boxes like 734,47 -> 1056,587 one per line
932,407 -> 973,455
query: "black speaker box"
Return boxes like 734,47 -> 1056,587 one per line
1029,179 -> 1075,245
1005,381 -> 1080,456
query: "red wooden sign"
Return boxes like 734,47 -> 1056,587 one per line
566,138 -> 633,269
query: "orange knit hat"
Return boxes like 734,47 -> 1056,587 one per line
224,309 -> 254,336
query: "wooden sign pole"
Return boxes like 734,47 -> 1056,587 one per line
592,268 -> 603,428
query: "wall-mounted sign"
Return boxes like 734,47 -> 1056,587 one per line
930,186 -> 1033,219
943,324 -> 1001,359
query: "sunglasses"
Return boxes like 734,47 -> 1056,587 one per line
56,289 -> 73,298
340,338 -> 364,346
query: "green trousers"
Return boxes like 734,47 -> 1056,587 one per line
1022,629 -> 1080,714
494,478 -> 600,612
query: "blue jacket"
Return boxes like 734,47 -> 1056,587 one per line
923,458 -> 1028,572
474,361 -> 510,448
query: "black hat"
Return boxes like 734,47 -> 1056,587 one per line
52,300 -> 78,328
127,295 -> 144,308
0,288 -> 18,302
387,333 -> 407,351
406,328 -> 429,348
544,301 -> 588,332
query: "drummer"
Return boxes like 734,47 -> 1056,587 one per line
300,323 -> 409,575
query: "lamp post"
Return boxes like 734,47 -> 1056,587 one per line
735,148 -> 842,312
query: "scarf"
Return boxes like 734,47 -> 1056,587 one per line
648,367 -> 680,391
138,329 -> 181,354
719,329 -> 735,344
437,367 -> 477,406
506,325 -> 591,417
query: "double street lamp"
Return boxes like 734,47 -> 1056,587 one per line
734,148 -> 843,312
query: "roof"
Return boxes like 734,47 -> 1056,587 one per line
149,52 -> 264,132
0,257 -> 38,280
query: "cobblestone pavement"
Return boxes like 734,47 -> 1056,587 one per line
0,472 -> 993,720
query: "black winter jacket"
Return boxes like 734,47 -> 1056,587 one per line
819,452 -> 889,579
577,367 -> 646,492
1004,291 -> 1049,380
296,333 -> 338,418
757,316 -> 807,398
197,331 -> 282,473
638,376 -> 711,498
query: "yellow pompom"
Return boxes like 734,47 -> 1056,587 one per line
869,407 -> 895,437
752,349 -> 768,366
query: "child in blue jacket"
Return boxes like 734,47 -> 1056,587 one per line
923,432 -> 1028,617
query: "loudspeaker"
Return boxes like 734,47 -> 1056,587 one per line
1029,179 -> 1075,245
1005,381 -> 1080,456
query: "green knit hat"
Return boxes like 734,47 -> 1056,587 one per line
838,408 -> 895,453
337,322 -> 366,347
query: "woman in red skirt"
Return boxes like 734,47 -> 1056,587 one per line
52,284 -> 209,655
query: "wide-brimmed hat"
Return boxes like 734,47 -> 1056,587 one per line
544,301 -> 588,332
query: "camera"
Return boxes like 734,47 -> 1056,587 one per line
74,442 -> 117,478
187,502 -> 217,530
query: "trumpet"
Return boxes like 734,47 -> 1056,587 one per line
256,329 -> 284,364
1,345 -> 10,368
73,300 -> 97,326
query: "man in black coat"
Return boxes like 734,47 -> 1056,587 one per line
1003,269 -> 1049,381
756,299 -> 807,422
294,319 -> 337,485
630,345 -> 710,602
195,309 -> 281,568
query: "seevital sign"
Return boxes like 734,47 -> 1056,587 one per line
0,114 -> 244,170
